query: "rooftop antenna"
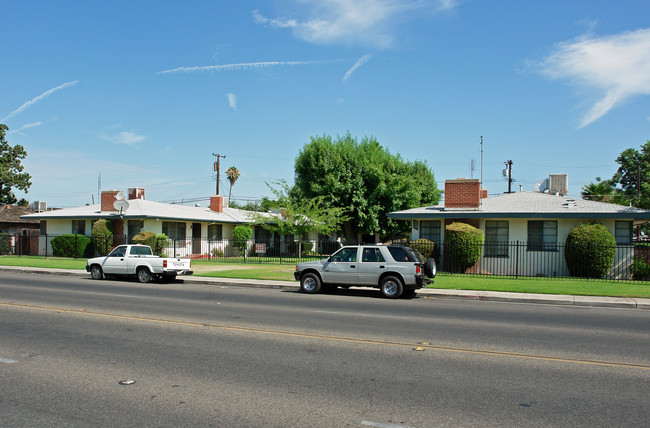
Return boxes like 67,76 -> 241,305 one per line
479,135 -> 483,205
470,159 -> 476,179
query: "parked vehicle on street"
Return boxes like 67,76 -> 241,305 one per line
294,244 -> 436,298
86,244 -> 193,283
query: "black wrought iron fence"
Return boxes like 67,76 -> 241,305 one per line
7,232 -> 650,282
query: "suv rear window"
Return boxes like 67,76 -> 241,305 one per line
388,246 -> 417,262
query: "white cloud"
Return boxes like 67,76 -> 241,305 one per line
157,59 -> 344,75
537,28 -> 650,128
226,93 -> 238,112
1,81 -> 78,122
253,0 -> 457,48
7,121 -> 42,135
343,54 -> 372,81
101,131 -> 148,145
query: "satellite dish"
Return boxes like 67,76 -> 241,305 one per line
113,200 -> 130,212
115,191 -> 125,200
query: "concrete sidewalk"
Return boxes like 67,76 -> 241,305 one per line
2,265 -> 649,310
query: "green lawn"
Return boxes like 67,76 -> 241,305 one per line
1,256 -> 648,298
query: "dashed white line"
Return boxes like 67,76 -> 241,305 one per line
0,358 -> 18,363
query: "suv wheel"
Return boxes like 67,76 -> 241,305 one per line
300,273 -> 321,294
380,276 -> 403,299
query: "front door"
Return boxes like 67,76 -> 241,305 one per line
321,247 -> 359,285
192,223 -> 201,254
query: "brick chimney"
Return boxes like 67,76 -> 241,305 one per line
210,195 -> 224,213
128,187 -> 145,200
445,179 -> 481,209
101,190 -> 120,212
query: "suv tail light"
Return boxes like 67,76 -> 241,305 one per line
416,264 -> 421,274
163,260 -> 167,268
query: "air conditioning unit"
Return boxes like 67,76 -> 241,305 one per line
549,174 -> 568,196
32,201 -> 46,212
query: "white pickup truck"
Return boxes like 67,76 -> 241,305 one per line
86,244 -> 193,283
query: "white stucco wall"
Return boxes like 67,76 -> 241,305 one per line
409,217 -> 634,278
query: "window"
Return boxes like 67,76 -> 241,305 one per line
420,220 -> 441,244
208,224 -> 223,241
162,221 -> 186,240
615,221 -> 632,244
331,248 -> 357,262
40,221 -> 47,235
255,227 -> 271,243
72,220 -> 86,235
128,220 -> 143,241
527,221 -> 557,251
485,220 -> 509,257
362,248 -> 385,263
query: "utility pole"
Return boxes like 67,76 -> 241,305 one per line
504,160 -> 513,193
212,153 -> 226,195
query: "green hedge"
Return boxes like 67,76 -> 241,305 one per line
91,219 -> 113,256
564,223 -> 615,279
51,234 -> 91,258
444,222 -> 484,273
408,238 -> 438,261
0,233 -> 12,255
131,231 -> 168,256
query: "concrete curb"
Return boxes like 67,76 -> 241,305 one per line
2,266 -> 649,309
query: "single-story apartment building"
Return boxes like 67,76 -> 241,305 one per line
21,188 -> 319,257
388,178 -> 650,278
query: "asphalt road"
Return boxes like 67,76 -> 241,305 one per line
1,272 -> 649,427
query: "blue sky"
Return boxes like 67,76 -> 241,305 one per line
2,0 -> 649,208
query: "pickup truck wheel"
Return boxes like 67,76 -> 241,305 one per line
137,267 -> 152,283
300,273 -> 321,294
380,276 -> 403,299
90,265 -> 103,280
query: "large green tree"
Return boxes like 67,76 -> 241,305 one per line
293,133 -> 442,239
250,180 -> 348,259
609,140 -> 650,209
0,124 -> 32,204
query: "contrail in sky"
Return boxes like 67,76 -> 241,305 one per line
1,80 -> 78,122
157,59 -> 349,74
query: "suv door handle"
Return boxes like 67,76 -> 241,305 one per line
379,265 -> 385,269
350,265 -> 355,268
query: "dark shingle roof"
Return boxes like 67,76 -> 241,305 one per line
0,205 -> 39,224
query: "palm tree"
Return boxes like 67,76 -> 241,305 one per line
581,177 -> 615,202
225,166 -> 240,205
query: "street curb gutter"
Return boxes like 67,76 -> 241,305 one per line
1,266 -> 649,309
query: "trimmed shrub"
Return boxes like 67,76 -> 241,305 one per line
131,231 -> 168,256
211,247 -> 224,258
408,238 -> 438,261
630,258 -> 650,281
564,223 -> 615,279
444,222 -> 484,273
91,219 -> 113,256
233,225 -> 252,256
0,233 -> 13,255
51,234 -> 91,258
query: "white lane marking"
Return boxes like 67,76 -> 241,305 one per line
0,358 -> 18,363
362,421 -> 416,428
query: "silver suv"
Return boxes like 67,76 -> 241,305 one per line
294,245 -> 436,298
